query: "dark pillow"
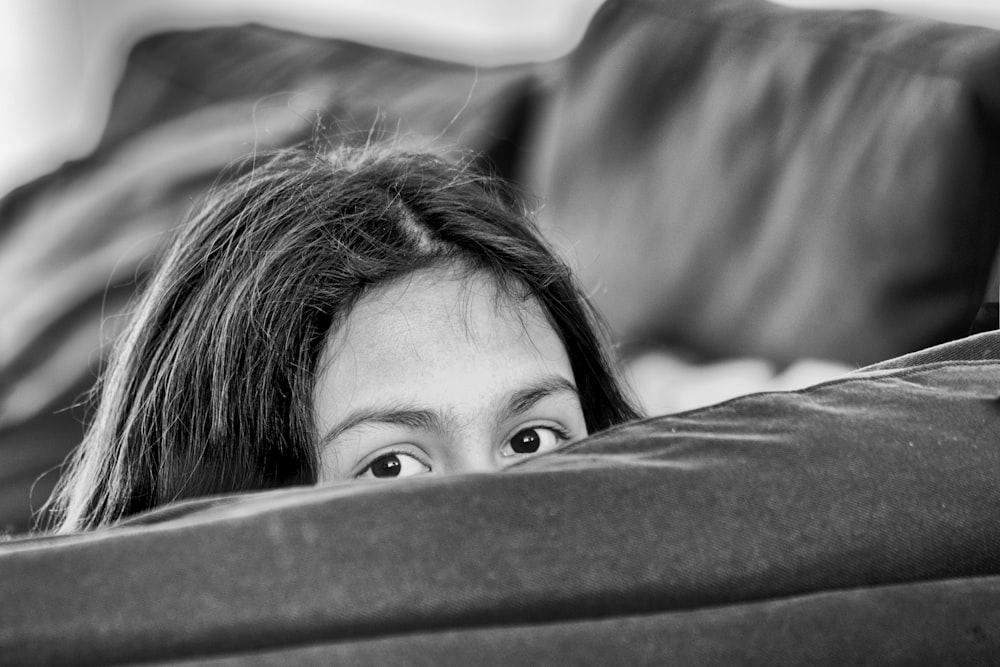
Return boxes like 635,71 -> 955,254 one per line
3,331 -> 999,664
526,0 -> 1000,365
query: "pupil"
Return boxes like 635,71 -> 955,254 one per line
511,428 -> 541,454
371,455 -> 401,478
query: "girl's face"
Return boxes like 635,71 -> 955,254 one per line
314,267 -> 588,482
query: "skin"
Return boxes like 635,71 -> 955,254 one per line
314,266 -> 588,481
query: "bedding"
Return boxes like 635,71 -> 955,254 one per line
3,329 -> 999,664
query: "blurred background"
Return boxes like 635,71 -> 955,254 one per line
0,0 -> 602,197
2,0 -> 1000,198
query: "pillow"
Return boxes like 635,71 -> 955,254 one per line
3,330 -> 999,663
526,0 -> 1000,365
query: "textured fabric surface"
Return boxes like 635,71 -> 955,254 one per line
527,0 -> 1000,365
154,578 -> 1000,665
2,330 -> 999,664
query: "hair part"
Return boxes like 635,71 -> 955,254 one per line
42,142 -> 640,533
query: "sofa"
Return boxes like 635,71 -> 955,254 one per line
2,0 -> 1000,661
4,330 -> 1000,663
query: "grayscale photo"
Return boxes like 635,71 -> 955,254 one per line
1,0 -> 999,663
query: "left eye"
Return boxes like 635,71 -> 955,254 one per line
501,426 -> 567,457
357,452 -> 430,480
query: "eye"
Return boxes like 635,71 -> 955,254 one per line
500,426 -> 570,458
357,451 -> 431,480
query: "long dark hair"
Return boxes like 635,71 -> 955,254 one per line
43,143 -> 640,533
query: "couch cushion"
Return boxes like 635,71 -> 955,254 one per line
527,0 -> 1000,365
3,330 -> 999,664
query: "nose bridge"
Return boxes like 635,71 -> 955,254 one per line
445,429 -> 502,474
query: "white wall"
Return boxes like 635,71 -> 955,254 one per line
1,0 -> 998,197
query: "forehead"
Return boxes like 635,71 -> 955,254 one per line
315,266 -> 573,417
333,266 -> 554,349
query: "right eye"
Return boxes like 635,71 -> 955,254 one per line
356,451 -> 431,480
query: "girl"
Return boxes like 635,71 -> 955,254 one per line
44,143 -> 641,533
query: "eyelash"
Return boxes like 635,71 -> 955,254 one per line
523,424 -> 573,441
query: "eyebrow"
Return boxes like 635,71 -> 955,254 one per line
319,375 -> 580,446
